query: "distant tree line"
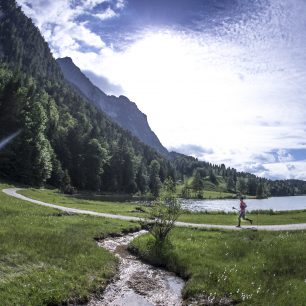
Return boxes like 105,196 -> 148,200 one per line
172,153 -> 306,198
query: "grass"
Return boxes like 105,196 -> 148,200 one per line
0,183 -> 140,305
176,183 -> 236,199
130,228 -> 306,305
3,184 -> 306,305
19,188 -> 148,217
179,209 -> 306,225
18,188 -> 306,225
202,190 -> 236,199
176,175 -> 240,198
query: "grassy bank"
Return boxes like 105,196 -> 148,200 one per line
20,188 -> 148,217
19,188 -> 306,225
176,176 -> 240,199
179,209 -> 306,225
0,184 -> 140,305
130,228 -> 306,305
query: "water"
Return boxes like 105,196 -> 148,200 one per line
181,196 -> 306,212
88,231 -> 184,306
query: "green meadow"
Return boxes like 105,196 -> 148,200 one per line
0,184 -> 139,305
20,188 -> 306,225
130,228 -> 306,306
3,185 -> 306,305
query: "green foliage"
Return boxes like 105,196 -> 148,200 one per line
162,176 -> 176,194
131,228 -> 306,305
226,175 -> 236,192
143,180 -> 181,243
136,163 -> 148,194
149,160 -> 162,197
20,97 -> 53,186
0,0 -> 62,81
256,182 -> 265,199
83,138 -> 108,191
19,187 -> 306,225
209,170 -> 218,185
60,170 -> 75,194
0,63 -> 167,193
0,184 -> 139,305
0,1 -> 173,194
236,178 -> 248,195
0,1 -> 306,198
192,171 -> 204,195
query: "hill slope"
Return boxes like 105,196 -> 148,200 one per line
1,0 -> 306,197
57,57 -> 168,156
0,0 -> 172,194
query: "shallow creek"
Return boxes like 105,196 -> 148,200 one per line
88,230 -> 184,306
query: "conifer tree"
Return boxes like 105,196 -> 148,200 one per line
149,160 -> 162,196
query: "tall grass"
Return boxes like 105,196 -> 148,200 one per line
130,228 -> 306,305
0,184 -> 140,305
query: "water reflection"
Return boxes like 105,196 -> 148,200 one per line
181,196 -> 306,212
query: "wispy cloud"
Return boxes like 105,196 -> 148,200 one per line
276,149 -> 294,162
169,144 -> 214,158
17,0 -> 125,57
94,7 -> 118,20
16,0 -> 306,180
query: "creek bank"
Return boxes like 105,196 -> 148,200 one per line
88,230 -> 184,306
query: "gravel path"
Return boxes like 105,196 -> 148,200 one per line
3,188 -> 306,231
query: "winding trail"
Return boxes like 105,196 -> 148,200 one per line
3,188 -> 306,231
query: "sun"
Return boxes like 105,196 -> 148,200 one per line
102,30 -> 245,146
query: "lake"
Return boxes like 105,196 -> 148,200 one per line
181,196 -> 306,212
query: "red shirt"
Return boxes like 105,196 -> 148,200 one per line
240,200 -> 247,212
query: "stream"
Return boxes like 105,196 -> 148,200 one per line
88,230 -> 184,306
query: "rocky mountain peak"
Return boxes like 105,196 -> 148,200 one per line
57,57 -> 168,156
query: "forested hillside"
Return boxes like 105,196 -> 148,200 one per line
0,0 -> 173,195
57,57 -> 168,156
171,152 -> 306,198
0,0 -> 305,198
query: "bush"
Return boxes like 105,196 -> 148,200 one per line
143,178 -> 181,244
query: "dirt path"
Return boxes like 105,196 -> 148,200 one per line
3,188 -> 306,231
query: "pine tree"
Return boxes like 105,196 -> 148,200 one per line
149,160 -> 162,197
83,138 -> 108,191
16,90 -> 53,186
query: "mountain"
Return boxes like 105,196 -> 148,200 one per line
0,1 -> 62,82
1,0 -> 306,197
57,57 -> 168,156
0,0 -> 173,194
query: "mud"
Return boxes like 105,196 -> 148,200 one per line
88,231 -> 184,306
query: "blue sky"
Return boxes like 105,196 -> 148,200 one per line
17,0 -> 306,180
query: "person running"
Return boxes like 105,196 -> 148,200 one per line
236,196 -> 253,227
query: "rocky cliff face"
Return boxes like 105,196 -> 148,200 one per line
57,57 -> 168,156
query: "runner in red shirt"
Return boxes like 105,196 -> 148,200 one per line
237,197 -> 253,227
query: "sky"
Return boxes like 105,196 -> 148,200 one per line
16,0 -> 306,180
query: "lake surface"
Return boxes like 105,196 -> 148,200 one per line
181,196 -> 306,212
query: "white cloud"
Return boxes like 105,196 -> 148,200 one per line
264,160 -> 306,180
169,144 -> 214,158
16,0 -> 119,58
115,0 -> 125,9
81,0 -> 108,10
94,7 -> 117,20
16,0 -> 306,180
277,149 -> 294,162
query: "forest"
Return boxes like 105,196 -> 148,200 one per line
1,0 -> 306,198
